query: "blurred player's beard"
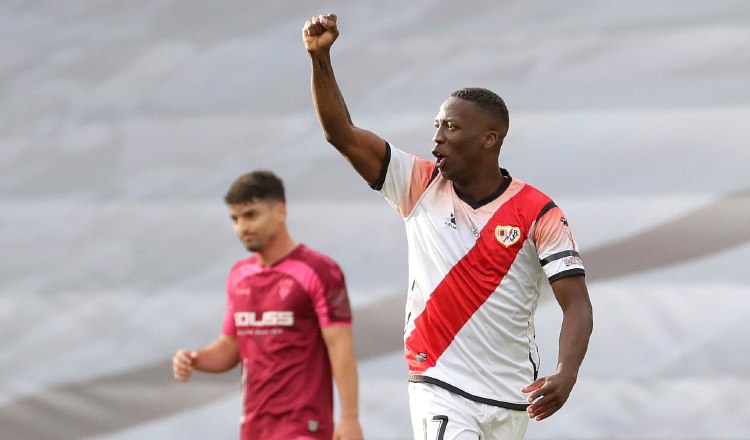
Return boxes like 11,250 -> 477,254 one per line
240,236 -> 264,253
238,221 -> 278,253
243,241 -> 262,253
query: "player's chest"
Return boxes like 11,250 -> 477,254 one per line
231,271 -> 312,313
415,192 -> 523,243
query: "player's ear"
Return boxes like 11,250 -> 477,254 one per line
273,201 -> 287,222
482,130 -> 499,150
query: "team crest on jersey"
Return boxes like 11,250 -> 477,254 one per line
495,225 -> 521,247
276,278 -> 294,300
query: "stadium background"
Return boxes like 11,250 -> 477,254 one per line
1,1 -> 749,439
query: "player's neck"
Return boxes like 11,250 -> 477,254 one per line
453,168 -> 506,203
256,229 -> 297,266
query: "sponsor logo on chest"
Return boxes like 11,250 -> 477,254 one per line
234,311 -> 295,327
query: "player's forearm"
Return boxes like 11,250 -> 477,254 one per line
333,353 -> 360,419
555,300 -> 593,381
324,328 -> 361,419
335,372 -> 360,421
309,50 -> 356,149
193,336 -> 240,373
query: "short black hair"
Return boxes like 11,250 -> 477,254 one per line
224,170 -> 286,205
450,87 -> 509,133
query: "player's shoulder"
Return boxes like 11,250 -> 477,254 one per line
506,174 -> 558,219
293,244 -> 340,268
511,176 -> 552,201
290,244 -> 346,286
229,254 -> 260,273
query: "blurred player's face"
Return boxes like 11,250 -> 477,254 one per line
228,199 -> 285,252
432,97 -> 497,185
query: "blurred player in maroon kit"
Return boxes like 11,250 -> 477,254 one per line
172,170 -> 364,440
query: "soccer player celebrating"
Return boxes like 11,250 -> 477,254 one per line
172,170 -> 363,440
303,13 -> 593,440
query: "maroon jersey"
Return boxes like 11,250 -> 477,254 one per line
222,244 -> 352,440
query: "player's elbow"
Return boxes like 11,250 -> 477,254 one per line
323,130 -> 355,155
323,130 -> 339,146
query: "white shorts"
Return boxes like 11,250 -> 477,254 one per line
408,382 -> 529,440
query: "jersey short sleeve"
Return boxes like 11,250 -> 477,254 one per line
222,296 -> 236,337
221,257 -> 258,337
533,204 -> 585,283
305,253 -> 352,328
379,143 -> 438,218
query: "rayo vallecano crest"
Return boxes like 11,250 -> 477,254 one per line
495,225 -> 521,247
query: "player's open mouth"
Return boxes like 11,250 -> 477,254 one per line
434,153 -> 446,168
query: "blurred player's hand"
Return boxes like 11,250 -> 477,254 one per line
172,349 -> 197,382
334,415 -> 364,440
303,13 -> 339,53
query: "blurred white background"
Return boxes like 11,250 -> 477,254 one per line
1,1 -> 749,439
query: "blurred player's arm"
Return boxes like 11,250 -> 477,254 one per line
322,326 -> 364,440
172,334 -> 240,382
303,13 -> 386,187
523,275 -> 592,420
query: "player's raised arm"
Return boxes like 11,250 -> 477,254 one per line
303,13 -> 387,187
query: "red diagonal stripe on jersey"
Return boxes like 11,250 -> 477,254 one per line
404,184 -> 550,373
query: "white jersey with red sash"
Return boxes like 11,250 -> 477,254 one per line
375,143 -> 585,409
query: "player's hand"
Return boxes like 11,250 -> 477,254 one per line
302,13 -> 339,53
521,372 -> 576,421
172,349 -> 197,382
333,415 -> 364,440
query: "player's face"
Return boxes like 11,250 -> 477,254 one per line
228,199 -> 284,252
431,97 -> 494,185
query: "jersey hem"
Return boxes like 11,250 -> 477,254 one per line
548,268 -> 586,283
320,322 -> 352,328
407,375 -> 529,411
370,140 -> 391,191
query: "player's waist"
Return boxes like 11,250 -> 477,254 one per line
407,374 -> 529,411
